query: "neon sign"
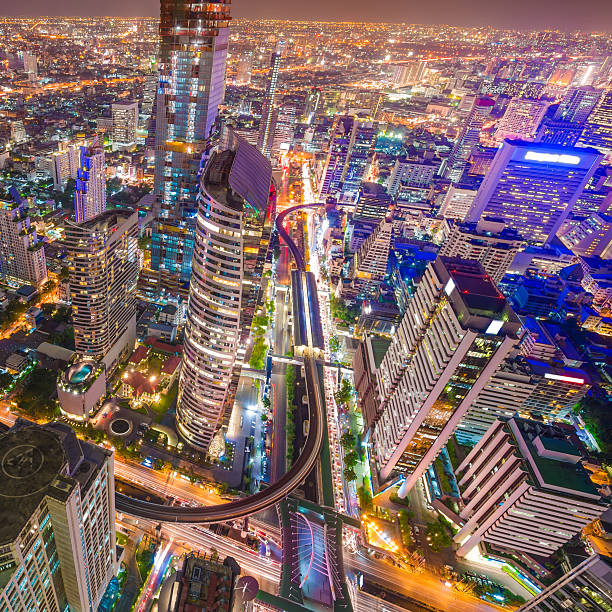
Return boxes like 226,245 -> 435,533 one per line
524,151 -> 581,165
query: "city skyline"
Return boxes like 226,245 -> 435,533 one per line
1,1 -> 612,30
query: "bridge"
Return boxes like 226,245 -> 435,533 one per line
115,202 -> 328,523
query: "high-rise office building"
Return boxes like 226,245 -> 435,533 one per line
553,86 -> 602,124
494,98 -> 549,142
438,185 -> 478,221
74,140 -> 106,223
150,0 -> 231,297
454,417 -> 607,558
343,220 -> 392,299
389,156 -> 439,195
456,357 -> 590,445
578,88 -> 612,155
258,43 -> 283,158
0,420 -> 116,612
66,209 -> 138,370
445,97 -> 494,182
372,257 -> 521,494
21,50 -> 37,77
10,120 -> 26,144
558,213 -> 612,259
235,52 -> 252,86
438,217 -> 523,283
465,140 -> 603,245
0,200 -> 47,287
111,101 -> 139,151
177,134 -> 272,451
50,141 -> 82,190
517,553 -> 612,612
319,115 -> 377,203
303,87 -> 321,125
391,61 -> 427,87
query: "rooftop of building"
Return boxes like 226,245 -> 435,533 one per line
0,420 -> 109,546
509,417 -> 601,499
67,207 -> 136,233
437,257 -> 520,331
203,133 -> 271,214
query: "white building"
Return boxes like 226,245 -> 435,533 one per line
456,357 -> 591,445
65,209 -> 138,371
495,98 -> 549,142
454,417 -> 607,559
74,141 -> 106,223
437,217 -> 524,283
372,257 -> 522,494
111,101 -> 139,151
439,186 -> 477,221
177,134 -> 272,451
557,213 -> 612,259
0,200 -> 47,287
50,141 -> 82,190
0,421 -> 116,612
387,157 -> 439,197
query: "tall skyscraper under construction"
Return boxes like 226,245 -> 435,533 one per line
148,0 -> 231,298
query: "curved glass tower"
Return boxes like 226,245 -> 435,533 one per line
177,133 -> 273,450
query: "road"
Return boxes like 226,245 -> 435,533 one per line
271,288 -> 289,482
348,554 -> 504,612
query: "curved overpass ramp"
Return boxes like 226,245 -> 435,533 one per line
116,203 -> 325,523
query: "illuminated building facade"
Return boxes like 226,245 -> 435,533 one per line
177,134 -> 272,451
372,257 -> 521,494
150,0 -> 231,296
578,88 -> 612,155
494,98 -> 549,142
454,417 -> 607,559
66,210 -> 138,371
0,421 -> 116,612
456,357 -> 590,445
111,101 -> 139,151
74,140 -> 106,224
258,44 -> 282,158
465,140 -> 603,245
445,96 -> 494,183
0,200 -> 47,287
319,115 -> 377,203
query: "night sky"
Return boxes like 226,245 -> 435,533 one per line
1,0 -> 612,30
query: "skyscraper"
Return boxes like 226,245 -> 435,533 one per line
50,141 -> 82,190
494,98 -> 549,142
553,86 -> 602,124
578,88 -> 612,155
258,43 -> 283,158
372,257 -> 521,494
111,101 -> 139,151
465,140 -> 603,245
517,554 -> 612,612
177,134 -> 272,451
74,139 -> 106,223
438,218 -> 524,283
0,420 -> 116,612
319,115 -> 377,203
445,96 -> 494,182
0,199 -> 47,287
150,0 -> 231,297
235,52 -> 252,86
66,209 -> 138,371
454,417 -> 607,558
303,87 -> 321,125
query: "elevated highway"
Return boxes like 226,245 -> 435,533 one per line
115,202 -> 326,523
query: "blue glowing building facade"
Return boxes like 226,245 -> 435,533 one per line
465,140 -> 603,245
149,0 -> 231,298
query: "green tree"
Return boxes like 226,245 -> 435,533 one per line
340,431 -> 356,451
345,450 -> 359,469
329,335 -> 341,354
343,467 -> 357,482
425,519 -> 453,553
